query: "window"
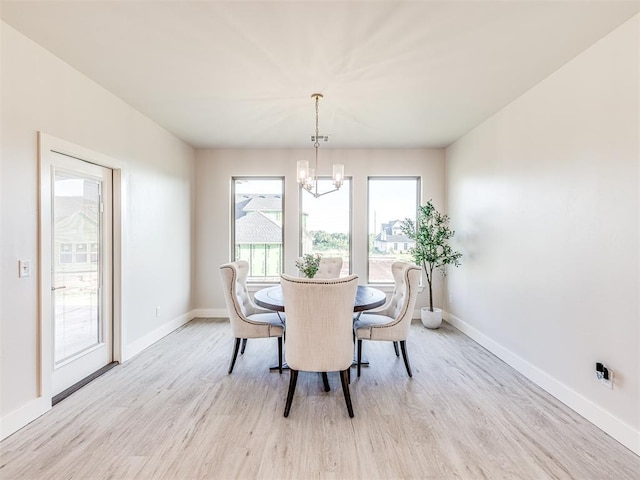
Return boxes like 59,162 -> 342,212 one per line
232,178 -> 284,282
368,177 -> 420,283
300,178 -> 351,276
75,243 -> 88,263
90,243 -> 99,263
60,243 -> 73,264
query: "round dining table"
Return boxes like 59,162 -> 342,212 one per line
254,284 -> 386,313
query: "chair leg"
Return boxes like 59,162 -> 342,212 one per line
284,369 -> 299,417
357,339 -> 363,377
277,336 -> 283,375
400,340 -> 413,378
393,341 -> 400,357
240,338 -> 247,355
228,338 -> 241,374
339,369 -> 355,418
322,372 -> 330,392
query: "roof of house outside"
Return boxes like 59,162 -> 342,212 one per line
236,211 -> 282,244
241,195 -> 282,213
55,209 -> 99,243
54,196 -> 91,221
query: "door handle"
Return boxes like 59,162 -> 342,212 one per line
51,286 -> 67,291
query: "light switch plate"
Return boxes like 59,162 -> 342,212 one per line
19,260 -> 31,278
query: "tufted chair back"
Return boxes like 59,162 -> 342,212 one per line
281,274 -> 358,372
380,262 -> 418,321
220,260 -> 281,339
375,262 -> 421,338
314,257 -> 343,279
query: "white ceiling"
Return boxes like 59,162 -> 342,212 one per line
1,1 -> 638,148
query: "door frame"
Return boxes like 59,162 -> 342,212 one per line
38,132 -> 124,403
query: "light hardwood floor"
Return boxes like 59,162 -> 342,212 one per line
1,318 -> 638,479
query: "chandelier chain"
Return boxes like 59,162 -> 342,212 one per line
314,94 -> 320,149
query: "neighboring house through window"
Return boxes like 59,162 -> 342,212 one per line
232,178 -> 284,282
368,177 -> 420,283
373,220 -> 416,254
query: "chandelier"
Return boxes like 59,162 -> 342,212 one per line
297,93 -> 344,198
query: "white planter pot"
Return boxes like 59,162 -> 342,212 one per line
421,307 -> 442,329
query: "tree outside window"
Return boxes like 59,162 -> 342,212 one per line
368,177 -> 420,283
300,178 -> 351,276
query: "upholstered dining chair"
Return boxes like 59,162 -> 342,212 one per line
219,261 -> 284,374
353,262 -> 421,378
280,274 -> 358,418
315,257 -> 343,278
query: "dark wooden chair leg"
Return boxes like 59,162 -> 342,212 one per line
357,339 -> 363,377
347,365 -> 351,384
340,369 -> 355,418
228,338 -> 241,374
240,338 -> 247,355
284,369 -> 299,417
393,341 -> 400,357
277,337 -> 283,374
400,340 -> 413,378
322,372 -> 330,392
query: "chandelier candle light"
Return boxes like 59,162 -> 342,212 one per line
297,93 -> 344,198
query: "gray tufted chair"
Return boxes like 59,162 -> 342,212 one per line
353,262 -> 421,378
314,257 -> 343,278
219,261 -> 284,374
280,274 -> 358,418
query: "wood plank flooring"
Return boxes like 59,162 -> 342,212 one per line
1,318 -> 638,479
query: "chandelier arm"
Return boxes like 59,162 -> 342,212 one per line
310,186 -> 340,198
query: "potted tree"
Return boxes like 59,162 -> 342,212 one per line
401,200 -> 462,328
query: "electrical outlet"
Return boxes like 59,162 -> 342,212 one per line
448,294 -> 453,304
595,362 -> 613,389
155,306 -> 161,317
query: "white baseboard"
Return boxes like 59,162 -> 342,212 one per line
122,310 -> 198,362
0,396 -> 51,441
192,308 -> 228,319
444,311 -> 640,456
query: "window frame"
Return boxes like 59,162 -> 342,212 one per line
366,176 -> 421,284
231,176 -> 285,283
298,176 -> 353,276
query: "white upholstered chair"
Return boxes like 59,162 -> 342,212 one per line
353,262 -> 421,378
314,257 -> 343,278
280,273 -> 358,418
219,261 -> 284,374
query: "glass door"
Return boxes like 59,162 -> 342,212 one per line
51,153 -> 112,396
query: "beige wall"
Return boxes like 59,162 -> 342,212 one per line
194,148 -> 445,313
445,15 -> 639,452
2,9 -> 637,455
0,23 -> 195,435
